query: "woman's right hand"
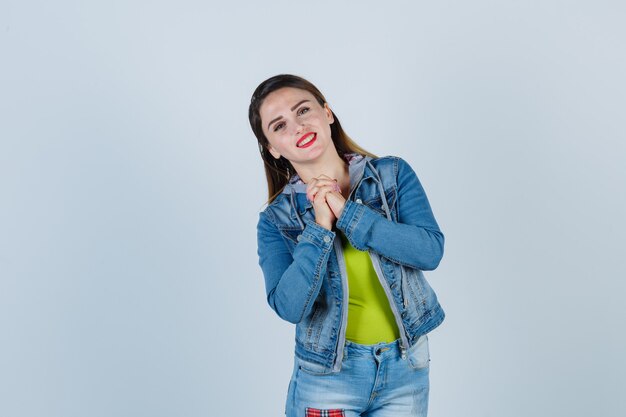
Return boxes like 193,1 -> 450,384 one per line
306,175 -> 337,230
312,185 -> 337,230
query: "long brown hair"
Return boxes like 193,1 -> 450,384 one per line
248,74 -> 376,203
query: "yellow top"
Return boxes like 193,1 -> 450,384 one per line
339,231 -> 400,344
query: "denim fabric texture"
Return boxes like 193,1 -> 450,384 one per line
286,335 -> 431,417
257,154 -> 445,376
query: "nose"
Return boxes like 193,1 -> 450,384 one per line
294,120 -> 305,135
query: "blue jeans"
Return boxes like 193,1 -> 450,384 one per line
285,335 -> 430,416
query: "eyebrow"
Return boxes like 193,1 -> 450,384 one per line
267,99 -> 311,130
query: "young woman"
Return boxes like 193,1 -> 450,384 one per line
249,74 -> 445,417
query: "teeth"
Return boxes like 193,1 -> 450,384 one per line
298,134 -> 315,147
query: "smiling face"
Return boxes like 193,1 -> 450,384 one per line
259,87 -> 336,169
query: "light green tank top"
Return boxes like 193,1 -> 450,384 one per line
339,231 -> 400,344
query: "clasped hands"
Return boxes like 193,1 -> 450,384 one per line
306,174 -> 346,231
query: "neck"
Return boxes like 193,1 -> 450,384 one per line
292,151 -> 350,196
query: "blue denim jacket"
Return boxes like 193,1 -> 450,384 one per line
256,154 -> 445,374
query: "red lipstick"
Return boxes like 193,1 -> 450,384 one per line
296,132 -> 316,148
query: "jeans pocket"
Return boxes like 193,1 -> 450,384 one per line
407,334 -> 430,369
296,356 -> 335,376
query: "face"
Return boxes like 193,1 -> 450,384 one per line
259,87 -> 335,168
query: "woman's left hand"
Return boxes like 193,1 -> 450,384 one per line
325,190 -> 346,219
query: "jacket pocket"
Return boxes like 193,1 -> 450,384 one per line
278,226 -> 304,255
361,185 -> 397,219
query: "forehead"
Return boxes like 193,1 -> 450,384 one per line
260,87 -> 318,120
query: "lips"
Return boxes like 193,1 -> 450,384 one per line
296,132 -> 317,148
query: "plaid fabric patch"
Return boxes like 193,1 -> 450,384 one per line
305,408 -> 345,417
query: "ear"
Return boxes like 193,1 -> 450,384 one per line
324,103 -> 335,124
267,144 -> 281,159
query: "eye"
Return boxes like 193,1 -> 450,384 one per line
297,106 -> 310,116
273,122 -> 285,132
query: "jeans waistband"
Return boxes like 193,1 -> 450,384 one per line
344,338 -> 402,358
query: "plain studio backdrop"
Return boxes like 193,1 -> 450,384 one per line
1,1 -> 625,416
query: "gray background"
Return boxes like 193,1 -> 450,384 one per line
1,1 -> 625,416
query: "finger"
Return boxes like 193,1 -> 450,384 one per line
307,179 -> 338,201
314,179 -> 338,185
312,193 -> 337,217
314,174 -> 337,182
316,180 -> 341,194
306,179 -> 318,201
316,174 -> 334,180
325,192 -> 346,218
313,185 -> 336,202
307,185 -> 325,202
309,179 -> 339,191
326,189 -> 345,204
315,174 -> 340,184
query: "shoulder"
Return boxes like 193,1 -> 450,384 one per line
258,192 -> 290,224
257,203 -> 279,238
368,155 -> 414,178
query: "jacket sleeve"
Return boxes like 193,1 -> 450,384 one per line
336,157 -> 444,271
257,211 -> 336,324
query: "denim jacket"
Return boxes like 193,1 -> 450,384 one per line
256,154 -> 445,374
